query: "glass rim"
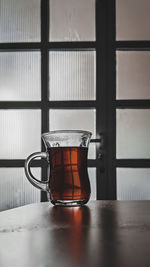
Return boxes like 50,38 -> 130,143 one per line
42,130 -> 92,138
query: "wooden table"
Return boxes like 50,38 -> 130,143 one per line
0,201 -> 150,267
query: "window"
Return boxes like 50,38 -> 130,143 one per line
116,0 -> 150,200
0,0 -> 98,210
1,0 -> 150,211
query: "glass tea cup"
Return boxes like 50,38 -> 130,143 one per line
24,130 -> 92,206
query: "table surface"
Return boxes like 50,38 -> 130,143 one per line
0,201 -> 150,267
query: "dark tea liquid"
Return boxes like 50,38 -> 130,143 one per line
48,147 -> 91,202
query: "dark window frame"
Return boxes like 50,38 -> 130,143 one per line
1,0 -> 150,202
0,0 -> 102,201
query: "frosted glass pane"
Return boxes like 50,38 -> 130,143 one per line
88,168 -> 96,200
49,0 -> 95,41
117,168 -> 150,200
49,109 -> 96,158
117,52 -> 150,99
0,110 -> 41,159
116,0 -> 150,40
0,168 -> 41,211
49,109 -> 96,136
117,110 -> 150,158
88,143 -> 96,160
0,52 -> 41,101
0,0 -> 40,42
49,51 -> 96,101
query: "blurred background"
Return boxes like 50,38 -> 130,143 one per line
0,0 -> 150,211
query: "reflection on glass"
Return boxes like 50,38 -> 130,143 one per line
116,0 -> 150,40
49,51 -> 96,101
49,0 -> 95,41
0,168 -> 41,211
117,168 -> 150,200
117,109 -> 150,159
0,52 -> 41,101
0,110 -> 41,159
0,0 -> 40,42
117,51 -> 150,99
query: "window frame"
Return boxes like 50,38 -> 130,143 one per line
1,0 -> 149,202
115,1 -> 150,198
0,0 -> 103,201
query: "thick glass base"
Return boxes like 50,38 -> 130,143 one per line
51,199 -> 89,207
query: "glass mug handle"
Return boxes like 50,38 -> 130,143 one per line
24,152 -> 49,191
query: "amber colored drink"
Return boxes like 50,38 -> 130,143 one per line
48,147 -> 91,202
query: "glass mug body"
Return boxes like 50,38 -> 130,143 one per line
24,130 -> 92,206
